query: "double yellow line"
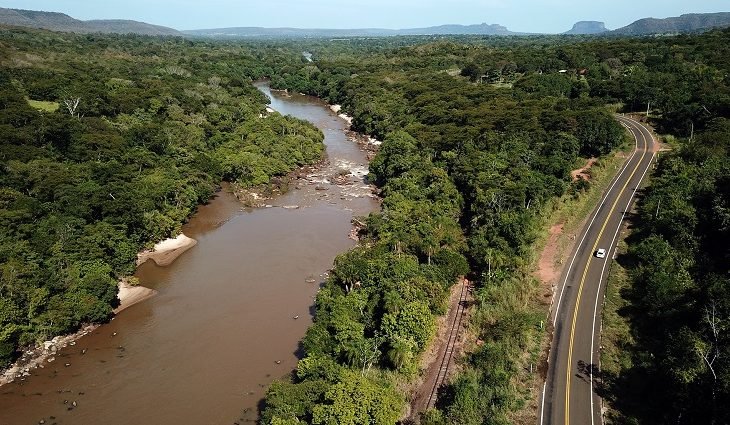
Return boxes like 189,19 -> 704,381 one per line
564,119 -> 649,425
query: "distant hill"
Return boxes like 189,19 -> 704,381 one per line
398,23 -> 513,36
4,6 -> 729,39
0,7 -> 182,36
184,23 -> 517,38
84,20 -> 182,36
612,12 -> 730,35
564,21 -> 608,35
184,27 -> 394,38
184,13 -> 730,39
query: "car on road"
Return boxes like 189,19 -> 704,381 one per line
595,248 -> 607,258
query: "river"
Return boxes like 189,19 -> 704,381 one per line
0,83 -> 378,425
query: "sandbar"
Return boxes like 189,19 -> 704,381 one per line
136,233 -> 197,266
114,280 -> 158,314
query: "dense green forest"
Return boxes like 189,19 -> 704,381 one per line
1,23 -> 728,425
259,29 -> 730,424
0,29 -> 325,366
603,116 -> 730,424
598,116 -> 730,422
261,35 -> 627,424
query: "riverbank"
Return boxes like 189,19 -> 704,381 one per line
0,233 -> 194,387
1,81 -> 381,424
114,280 -> 158,314
329,104 -> 353,125
0,324 -> 98,386
233,98 -> 380,209
330,104 -> 382,160
136,233 -> 198,266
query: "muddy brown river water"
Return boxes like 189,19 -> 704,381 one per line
0,83 -> 379,425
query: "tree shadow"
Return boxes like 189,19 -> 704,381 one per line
576,359 -> 600,383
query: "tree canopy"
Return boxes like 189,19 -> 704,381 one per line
260,28 -> 730,424
0,28 -> 324,367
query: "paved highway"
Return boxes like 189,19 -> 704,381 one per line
541,116 -> 656,425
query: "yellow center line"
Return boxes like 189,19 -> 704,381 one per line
564,120 -> 648,425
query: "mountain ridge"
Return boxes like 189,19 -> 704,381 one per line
0,7 -> 182,36
611,12 -> 730,35
1,7 -> 729,39
185,12 -> 730,38
183,23 -> 518,38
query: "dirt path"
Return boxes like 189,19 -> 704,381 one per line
571,158 -> 598,181
408,278 -> 472,421
536,224 -> 565,296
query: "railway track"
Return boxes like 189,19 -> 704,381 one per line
426,278 -> 470,409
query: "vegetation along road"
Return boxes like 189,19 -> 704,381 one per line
542,116 -> 656,425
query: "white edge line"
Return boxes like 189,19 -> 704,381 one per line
540,116 -> 639,425
552,118 -> 638,326
540,381 -> 547,425
589,121 -> 655,425
551,134 -> 636,325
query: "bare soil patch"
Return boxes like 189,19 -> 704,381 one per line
535,224 -> 564,301
571,158 -> 598,182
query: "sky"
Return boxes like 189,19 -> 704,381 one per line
0,0 -> 728,33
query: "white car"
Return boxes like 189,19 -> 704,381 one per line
595,248 -> 607,259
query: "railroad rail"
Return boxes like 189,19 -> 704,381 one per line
426,278 -> 470,409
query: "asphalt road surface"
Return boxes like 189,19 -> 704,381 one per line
541,116 -> 656,425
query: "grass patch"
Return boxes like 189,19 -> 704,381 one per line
599,239 -> 633,379
501,276 -> 549,425
26,98 -> 59,112
491,81 -> 514,89
659,133 -> 682,151
604,103 -> 625,113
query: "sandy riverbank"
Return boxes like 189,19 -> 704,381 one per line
329,104 -> 382,159
329,104 -> 354,125
114,280 -> 158,314
0,234 -> 193,387
0,279 -> 158,386
137,233 -> 198,266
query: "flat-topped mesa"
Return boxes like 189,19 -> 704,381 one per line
564,21 -> 609,35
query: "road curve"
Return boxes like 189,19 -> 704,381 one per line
540,116 -> 656,425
